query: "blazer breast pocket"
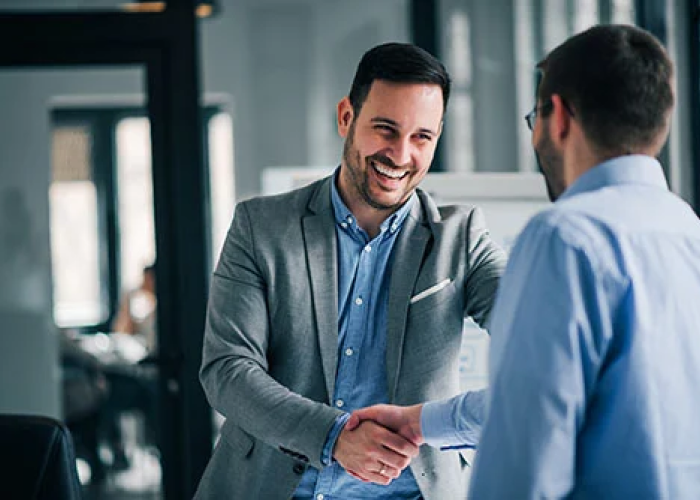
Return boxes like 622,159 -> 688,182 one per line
408,279 -> 458,318
220,420 -> 255,458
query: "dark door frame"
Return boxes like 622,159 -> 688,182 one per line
410,0 -> 444,172
690,0 -> 700,215
0,4 -> 212,498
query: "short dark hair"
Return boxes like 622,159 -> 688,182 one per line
348,42 -> 451,116
537,24 -> 674,155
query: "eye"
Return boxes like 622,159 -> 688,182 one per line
415,133 -> 433,143
374,124 -> 397,136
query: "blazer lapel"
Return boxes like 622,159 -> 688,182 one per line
386,194 -> 432,402
303,178 -> 339,402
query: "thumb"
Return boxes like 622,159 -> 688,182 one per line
345,407 -> 376,431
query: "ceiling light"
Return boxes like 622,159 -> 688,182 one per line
121,1 -> 218,18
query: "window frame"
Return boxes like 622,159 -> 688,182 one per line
51,105 -> 222,332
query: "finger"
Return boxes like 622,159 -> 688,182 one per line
345,413 -> 360,431
372,448 -> 412,472
377,463 -> 401,480
351,406 -> 378,420
361,469 -> 394,486
346,468 -> 369,482
376,427 -> 420,459
365,440 -> 415,472
347,406 -> 383,431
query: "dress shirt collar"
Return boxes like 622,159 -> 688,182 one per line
559,155 -> 668,202
330,167 -> 415,237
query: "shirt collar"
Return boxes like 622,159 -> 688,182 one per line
331,167 -> 415,236
559,155 -> 668,202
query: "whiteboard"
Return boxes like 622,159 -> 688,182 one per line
420,172 -> 550,390
419,172 -> 549,253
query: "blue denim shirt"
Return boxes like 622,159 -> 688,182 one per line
294,171 -> 421,499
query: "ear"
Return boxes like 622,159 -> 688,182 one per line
337,97 -> 354,138
549,94 -> 572,144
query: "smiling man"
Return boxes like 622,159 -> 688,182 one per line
338,79 -> 443,232
195,42 -> 506,500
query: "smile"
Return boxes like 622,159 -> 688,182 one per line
371,160 -> 408,180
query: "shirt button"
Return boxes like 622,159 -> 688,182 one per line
340,222 -> 347,228
316,495 -> 324,500
346,216 -> 353,224
335,399 -> 344,408
355,297 -> 363,305
364,245 -> 371,252
345,348 -> 353,356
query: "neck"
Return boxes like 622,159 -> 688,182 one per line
336,164 -> 396,239
349,203 -> 392,239
563,135 -> 604,189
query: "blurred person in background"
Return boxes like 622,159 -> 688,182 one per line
103,261 -> 158,470
112,262 -> 157,354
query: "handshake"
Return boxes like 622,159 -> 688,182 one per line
333,404 -> 425,485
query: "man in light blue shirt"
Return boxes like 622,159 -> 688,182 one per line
349,24 -> 700,498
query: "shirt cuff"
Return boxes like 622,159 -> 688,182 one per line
421,397 -> 479,450
321,412 -> 350,466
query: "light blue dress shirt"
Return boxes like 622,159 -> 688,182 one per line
295,172 -> 422,499
424,156 -> 700,499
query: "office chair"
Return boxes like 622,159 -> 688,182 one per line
0,414 -> 83,500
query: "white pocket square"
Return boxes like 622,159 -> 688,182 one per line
410,278 -> 452,304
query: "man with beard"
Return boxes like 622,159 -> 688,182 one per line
194,42 -> 506,499
348,24 -> 700,498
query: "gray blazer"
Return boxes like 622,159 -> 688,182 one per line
195,175 -> 506,499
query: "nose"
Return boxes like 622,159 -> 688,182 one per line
388,136 -> 412,167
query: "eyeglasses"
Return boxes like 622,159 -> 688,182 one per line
524,101 -> 553,131
525,99 -> 575,131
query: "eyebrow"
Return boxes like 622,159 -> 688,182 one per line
370,117 -> 437,137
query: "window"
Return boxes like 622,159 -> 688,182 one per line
438,0 -> 637,176
115,117 -> 156,292
207,111 -> 236,263
443,7 -> 475,173
50,125 -> 104,326
49,105 -> 234,329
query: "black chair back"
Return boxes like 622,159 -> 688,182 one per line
0,414 -> 82,500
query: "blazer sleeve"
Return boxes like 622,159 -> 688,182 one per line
199,201 -> 342,469
463,207 -> 508,329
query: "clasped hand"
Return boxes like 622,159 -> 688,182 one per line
333,404 -> 424,485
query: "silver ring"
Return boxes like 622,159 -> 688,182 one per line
379,464 -> 387,476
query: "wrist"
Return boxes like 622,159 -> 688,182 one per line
324,413 -> 350,465
409,404 -> 425,444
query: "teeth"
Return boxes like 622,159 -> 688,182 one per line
372,161 -> 407,179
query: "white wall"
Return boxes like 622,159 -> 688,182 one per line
308,0 -> 409,168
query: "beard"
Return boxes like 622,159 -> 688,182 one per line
535,128 -> 566,202
341,123 -> 409,212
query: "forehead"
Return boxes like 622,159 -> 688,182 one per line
358,80 -> 444,128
